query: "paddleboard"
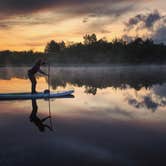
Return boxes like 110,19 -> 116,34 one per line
0,90 -> 74,100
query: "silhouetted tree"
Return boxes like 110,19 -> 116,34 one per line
59,41 -> 66,51
98,37 -> 107,44
83,34 -> 97,45
1,33 -> 166,66
45,40 -> 60,53
133,37 -> 144,45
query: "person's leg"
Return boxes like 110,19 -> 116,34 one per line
31,76 -> 37,93
28,72 -> 37,94
30,99 -> 38,121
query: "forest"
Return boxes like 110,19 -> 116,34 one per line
0,34 -> 166,66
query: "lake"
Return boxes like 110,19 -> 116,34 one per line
0,65 -> 166,166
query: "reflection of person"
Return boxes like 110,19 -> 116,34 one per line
28,59 -> 48,94
29,99 -> 53,132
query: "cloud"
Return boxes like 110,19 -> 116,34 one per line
101,29 -> 111,34
0,0 -> 142,16
145,11 -> 161,28
123,10 -> 166,44
82,17 -> 89,23
0,24 -> 9,29
152,26 -> 166,44
0,0 -> 140,31
124,10 -> 162,31
152,84 -> 166,98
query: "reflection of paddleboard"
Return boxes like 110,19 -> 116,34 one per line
0,90 -> 74,100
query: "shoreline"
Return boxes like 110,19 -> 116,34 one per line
1,63 -> 166,68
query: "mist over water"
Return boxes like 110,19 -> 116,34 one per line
0,65 -> 166,166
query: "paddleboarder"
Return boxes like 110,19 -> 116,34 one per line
28,59 -> 48,94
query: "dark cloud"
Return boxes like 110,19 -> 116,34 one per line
0,24 -> 9,29
0,0 -> 144,20
0,13 -> 69,30
101,29 -> 111,34
145,11 -> 161,28
125,10 -> 162,31
0,0 -> 136,12
83,17 -> 89,23
81,3 -> 134,31
124,10 -> 166,44
152,26 -> 166,44
0,0 -> 139,30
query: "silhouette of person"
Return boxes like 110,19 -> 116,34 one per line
29,99 -> 53,132
28,59 -> 48,94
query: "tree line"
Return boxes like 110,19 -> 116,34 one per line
1,33 -> 166,66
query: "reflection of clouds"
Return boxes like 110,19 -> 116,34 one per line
0,111 -> 135,166
144,96 -> 158,111
127,85 -> 166,112
128,98 -> 143,109
88,107 -> 134,119
56,138 -> 113,159
128,96 -> 158,112
152,84 -> 166,98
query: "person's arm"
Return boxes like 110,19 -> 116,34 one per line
38,69 -> 48,76
41,116 -> 51,122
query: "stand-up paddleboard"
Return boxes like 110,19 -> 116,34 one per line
0,90 -> 74,100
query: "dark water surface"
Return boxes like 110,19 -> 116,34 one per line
0,66 -> 166,166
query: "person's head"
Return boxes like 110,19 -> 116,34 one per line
38,58 -> 47,65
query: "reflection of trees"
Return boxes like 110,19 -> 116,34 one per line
49,66 -> 166,94
0,67 -> 29,80
85,86 -> 97,95
1,66 -> 166,95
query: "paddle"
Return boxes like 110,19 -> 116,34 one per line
48,63 -> 53,131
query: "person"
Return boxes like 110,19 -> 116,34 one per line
30,99 -> 53,132
28,59 -> 48,94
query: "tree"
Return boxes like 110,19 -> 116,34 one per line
44,40 -> 60,53
98,37 -> 107,43
83,33 -> 97,45
132,37 -> 144,45
58,41 -> 66,51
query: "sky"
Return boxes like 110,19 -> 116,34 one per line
0,0 -> 165,51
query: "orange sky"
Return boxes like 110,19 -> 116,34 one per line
0,0 -> 165,51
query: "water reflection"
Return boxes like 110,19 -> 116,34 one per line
0,66 -> 166,165
1,66 -> 166,93
125,85 -> 166,112
30,99 -> 53,132
0,66 -> 166,114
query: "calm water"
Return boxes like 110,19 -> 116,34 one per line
0,65 -> 166,166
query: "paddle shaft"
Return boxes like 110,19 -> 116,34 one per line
48,64 -> 51,92
48,64 -> 53,130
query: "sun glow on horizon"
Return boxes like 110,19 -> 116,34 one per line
0,0 -> 165,51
